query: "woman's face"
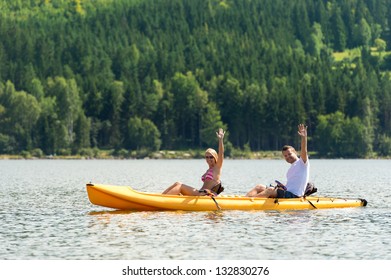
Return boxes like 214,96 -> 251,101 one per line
205,153 -> 215,165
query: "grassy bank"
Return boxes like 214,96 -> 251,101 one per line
0,148 -> 284,160
1,148 -> 388,160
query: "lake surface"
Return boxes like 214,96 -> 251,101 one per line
0,159 -> 390,260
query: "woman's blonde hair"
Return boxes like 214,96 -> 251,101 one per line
205,148 -> 218,162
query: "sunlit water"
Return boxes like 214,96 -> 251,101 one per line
1,159 -> 390,260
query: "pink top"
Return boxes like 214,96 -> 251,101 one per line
201,168 -> 214,182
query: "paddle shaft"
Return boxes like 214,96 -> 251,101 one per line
199,190 -> 221,210
211,196 -> 221,210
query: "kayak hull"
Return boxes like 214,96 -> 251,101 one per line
86,183 -> 367,211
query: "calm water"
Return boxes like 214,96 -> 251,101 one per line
0,159 -> 390,260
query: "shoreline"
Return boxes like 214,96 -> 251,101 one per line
0,150 -> 389,160
0,151 -> 283,160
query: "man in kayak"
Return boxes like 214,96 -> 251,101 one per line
246,124 -> 309,198
162,128 -> 225,196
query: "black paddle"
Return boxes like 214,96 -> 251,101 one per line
199,190 -> 221,210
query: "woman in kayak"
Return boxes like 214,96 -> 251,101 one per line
162,128 -> 225,196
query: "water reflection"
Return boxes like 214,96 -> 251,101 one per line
204,211 -> 225,222
88,210 -> 134,216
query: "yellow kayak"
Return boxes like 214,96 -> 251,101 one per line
86,183 -> 367,211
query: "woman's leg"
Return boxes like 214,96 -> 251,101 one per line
162,182 -> 182,194
163,182 -> 199,195
180,184 -> 201,196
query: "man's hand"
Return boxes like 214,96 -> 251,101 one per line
298,124 -> 307,138
298,124 -> 308,163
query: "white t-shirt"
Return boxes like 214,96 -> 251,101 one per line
285,158 -> 310,197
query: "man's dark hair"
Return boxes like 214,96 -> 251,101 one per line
282,145 -> 294,152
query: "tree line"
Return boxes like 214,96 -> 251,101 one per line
0,0 -> 391,158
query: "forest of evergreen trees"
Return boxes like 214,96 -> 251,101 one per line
0,0 -> 391,158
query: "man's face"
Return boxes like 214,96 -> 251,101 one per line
282,148 -> 298,164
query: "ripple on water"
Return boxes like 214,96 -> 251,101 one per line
0,159 -> 390,259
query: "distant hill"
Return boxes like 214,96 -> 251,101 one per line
0,0 -> 390,158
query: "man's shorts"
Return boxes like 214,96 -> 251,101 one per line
276,188 -> 299,198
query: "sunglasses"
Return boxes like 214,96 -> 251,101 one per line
205,156 -> 214,159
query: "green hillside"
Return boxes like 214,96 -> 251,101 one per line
0,0 -> 391,158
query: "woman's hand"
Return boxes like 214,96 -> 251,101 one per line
216,128 -> 225,140
199,189 -> 215,197
216,128 -> 225,169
